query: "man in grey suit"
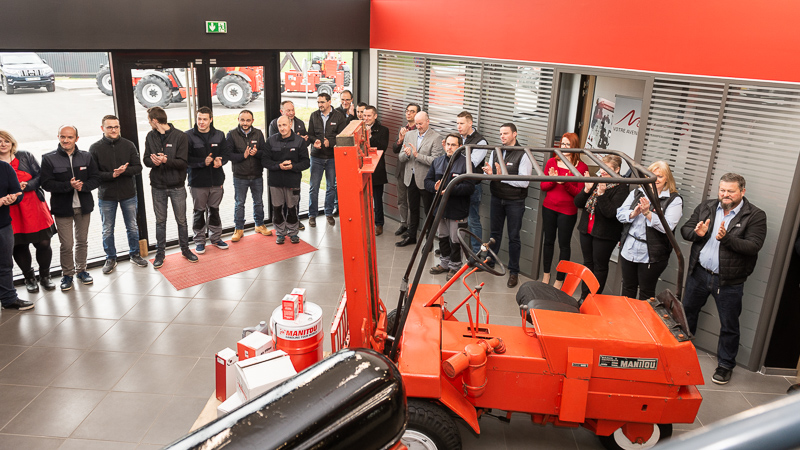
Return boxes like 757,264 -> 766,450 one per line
397,111 -> 442,247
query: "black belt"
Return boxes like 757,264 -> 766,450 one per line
700,265 -> 718,276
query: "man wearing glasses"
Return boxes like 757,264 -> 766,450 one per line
89,115 -> 148,274
307,93 -> 346,227
392,103 -> 420,236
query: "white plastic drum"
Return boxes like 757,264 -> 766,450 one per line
270,301 -> 324,371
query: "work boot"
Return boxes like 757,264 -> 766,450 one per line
309,217 -> 316,227
326,215 -> 336,226
430,265 -> 448,275
232,229 -> 244,242
39,270 -> 55,291
507,273 -> 519,288
375,225 -> 383,236
254,225 -> 273,236
23,269 -> 39,293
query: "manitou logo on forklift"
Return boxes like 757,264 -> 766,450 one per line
330,121 -> 703,450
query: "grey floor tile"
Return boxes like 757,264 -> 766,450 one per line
121,296 -> 191,323
241,279 -> 303,302
146,279 -> 203,298
0,384 -> 44,429
92,320 -> 169,353
257,259 -> 310,281
742,391 -> 787,409
0,314 -> 66,346
224,265 -> 264,279
0,344 -> 26,371
71,292 -> 143,320
58,439 -> 138,450
299,263 -> 345,284
1,387 -> 106,438
695,389 -> 753,425
72,391 -> 171,443
193,277 -> 255,301
174,357 -> 216,399
172,299 -> 238,326
573,426 -> 607,449
0,434 -> 63,450
223,302 -> 280,328
141,396 -> 209,445
295,282 -> 346,307
699,363 -> 792,394
51,351 -> 140,390
33,317 -> 116,349
146,323 -> 221,357
0,309 -> 19,326
0,347 -> 83,386
25,291 -> 94,317
113,354 -> 198,395
99,272 -> 164,296
458,416 -> 506,450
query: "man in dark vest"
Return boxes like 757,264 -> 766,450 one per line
457,111 -> 488,253
363,106 -> 390,235
268,100 -> 308,140
681,173 -> 767,385
307,93 -> 347,227
483,123 -> 530,288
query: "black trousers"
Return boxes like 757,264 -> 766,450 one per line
541,206 -> 578,281
406,176 -> 433,237
373,183 -> 385,226
619,256 -> 670,300
578,233 -> 618,299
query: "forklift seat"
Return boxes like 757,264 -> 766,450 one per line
516,281 -> 580,317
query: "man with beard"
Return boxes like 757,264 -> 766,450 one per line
363,105 -> 389,235
307,93 -> 346,227
681,173 -> 767,385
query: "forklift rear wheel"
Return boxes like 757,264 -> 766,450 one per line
134,75 -> 173,108
599,424 -> 672,450
217,74 -> 252,108
403,399 -> 461,450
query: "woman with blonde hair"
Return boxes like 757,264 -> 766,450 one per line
0,130 -> 56,292
616,160 -> 682,300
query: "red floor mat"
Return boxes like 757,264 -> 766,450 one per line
152,234 -> 317,290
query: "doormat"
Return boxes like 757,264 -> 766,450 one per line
152,234 -> 317,290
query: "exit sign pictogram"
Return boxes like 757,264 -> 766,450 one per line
206,21 -> 227,33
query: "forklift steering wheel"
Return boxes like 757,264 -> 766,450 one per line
457,228 -> 507,277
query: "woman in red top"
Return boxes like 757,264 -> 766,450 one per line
540,132 -> 588,289
0,130 -> 56,292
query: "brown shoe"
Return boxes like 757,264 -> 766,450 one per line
254,225 -> 273,236
326,215 -> 335,226
376,225 -> 383,236
429,264 -> 448,275
232,229 -> 244,242
309,217 -> 316,227
507,273 -> 519,288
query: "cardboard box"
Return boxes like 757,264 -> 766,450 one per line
291,288 -> 306,314
237,331 -> 274,361
282,294 -> 300,320
235,350 -> 297,401
217,391 -> 245,418
215,347 -> 238,402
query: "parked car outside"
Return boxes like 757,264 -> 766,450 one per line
0,52 -> 56,94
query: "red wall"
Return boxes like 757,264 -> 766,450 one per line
371,0 -> 800,84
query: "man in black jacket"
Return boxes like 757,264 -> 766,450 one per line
307,93 -> 346,227
143,107 -> 196,268
425,134 -> 475,280
90,115 -> 148,274
336,90 -> 357,125
186,106 -> 229,254
363,106 -> 389,235
40,125 -> 101,291
457,111 -> 488,253
267,100 -> 308,140
262,116 -> 310,244
681,173 -> 767,385
226,110 -> 272,242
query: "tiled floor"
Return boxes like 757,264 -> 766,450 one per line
0,218 -> 796,449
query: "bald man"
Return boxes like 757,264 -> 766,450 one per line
262,116 -> 310,244
397,111 -> 442,247
41,125 -> 101,291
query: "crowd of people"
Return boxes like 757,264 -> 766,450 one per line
0,93 -> 768,385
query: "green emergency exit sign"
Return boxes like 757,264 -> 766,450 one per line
206,21 -> 227,33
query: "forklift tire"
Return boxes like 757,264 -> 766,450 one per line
134,75 -> 173,108
599,424 -> 672,450
217,74 -> 252,108
386,309 -> 397,337
96,67 -> 112,96
403,399 -> 461,450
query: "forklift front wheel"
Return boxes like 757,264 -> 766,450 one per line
402,399 -> 461,450
599,423 -> 672,450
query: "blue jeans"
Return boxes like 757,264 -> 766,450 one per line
308,156 -> 337,218
99,196 -> 140,259
0,224 -> 19,307
489,196 -> 525,275
233,177 -> 264,229
683,266 -> 744,370
152,187 -> 189,255
468,183 -> 483,253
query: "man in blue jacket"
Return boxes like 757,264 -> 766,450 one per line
262,116 -> 310,244
186,106 -> 229,254
40,125 -> 101,291
425,133 -> 475,280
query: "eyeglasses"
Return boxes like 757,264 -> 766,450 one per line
105,126 -> 120,130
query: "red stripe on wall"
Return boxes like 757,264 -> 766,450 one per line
371,0 -> 800,83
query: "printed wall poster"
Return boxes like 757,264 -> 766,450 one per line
586,98 -> 615,150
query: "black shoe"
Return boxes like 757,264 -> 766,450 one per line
76,271 -> 93,285
182,250 -> 199,263
102,259 -> 117,274
130,255 -> 149,267
712,366 -> 732,385
507,273 -> 519,288
23,270 -> 39,293
40,272 -> 55,291
434,249 -> 441,257
60,276 -> 73,291
430,265 -> 448,275
290,235 -> 300,244
299,222 -> 306,231
153,254 -> 165,269
2,299 -> 34,311
396,235 -> 417,247
394,225 -> 408,236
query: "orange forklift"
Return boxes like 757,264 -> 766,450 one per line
330,121 -> 703,449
